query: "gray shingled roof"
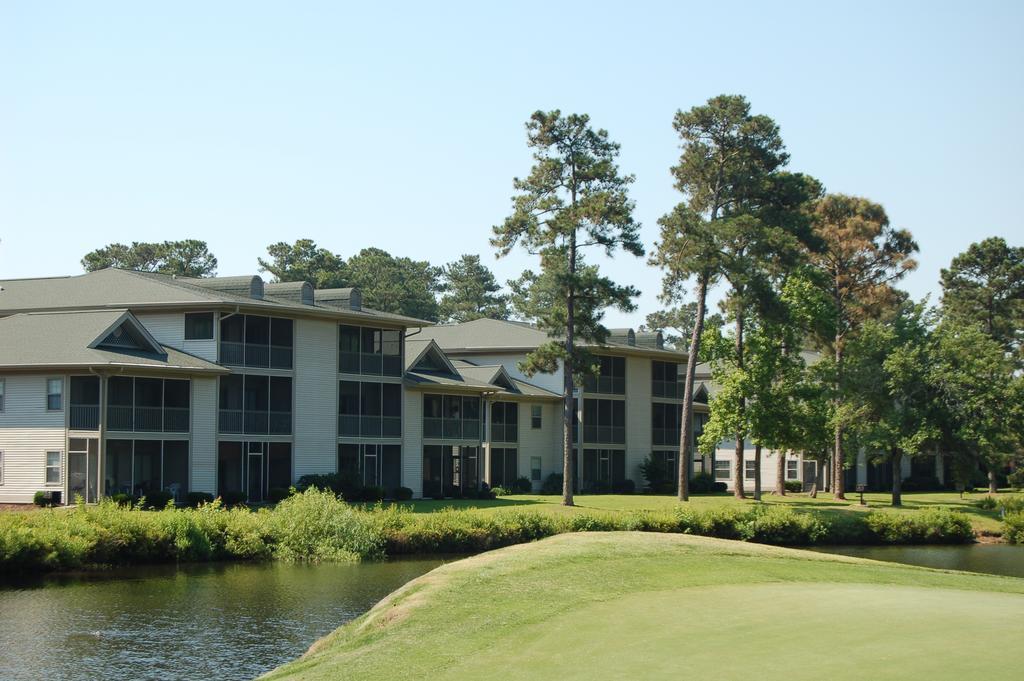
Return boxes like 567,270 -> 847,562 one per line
0,310 -> 227,373
416,318 -> 687,360
0,268 -> 432,326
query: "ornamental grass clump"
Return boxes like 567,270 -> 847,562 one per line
269,488 -> 384,562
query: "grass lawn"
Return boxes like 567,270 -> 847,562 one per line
375,490 -> 1008,534
264,532 -> 1024,681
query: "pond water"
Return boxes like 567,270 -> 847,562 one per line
812,543 -> 1024,578
0,558 -> 443,681
1,544 -> 1022,681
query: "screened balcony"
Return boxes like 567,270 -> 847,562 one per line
219,374 -> 292,435
69,376 -> 100,430
582,398 -> 626,444
220,314 -> 294,370
652,361 -> 684,399
106,377 -> 190,433
339,325 -> 403,377
338,381 -> 402,437
582,356 -> 626,395
422,394 -> 480,440
489,401 -> 519,443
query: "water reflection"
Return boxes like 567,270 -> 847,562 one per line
0,559 -> 442,681
812,544 -> 1024,578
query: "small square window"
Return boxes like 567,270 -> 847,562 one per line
714,459 -> 730,480
745,460 -> 756,480
531,405 -> 542,429
530,456 -> 542,482
45,451 -> 61,484
185,312 -> 215,340
46,378 -> 63,411
786,459 -> 799,480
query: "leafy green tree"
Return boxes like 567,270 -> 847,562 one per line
258,239 -> 347,288
845,301 -> 939,506
643,304 -> 723,349
651,95 -> 811,501
808,194 -> 918,500
438,254 -> 510,323
492,110 -> 642,506
82,240 -> 217,277
345,248 -> 441,322
940,237 -> 1024,366
930,321 -> 1020,494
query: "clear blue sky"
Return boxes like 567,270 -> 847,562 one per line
2,1 -> 1022,327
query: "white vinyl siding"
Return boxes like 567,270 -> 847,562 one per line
403,390 -> 424,498
0,451 -> 4,485
292,318 -> 338,479
625,356 -> 651,485
190,377 -> 217,494
518,400 -> 560,489
136,311 -> 218,362
0,375 -> 68,503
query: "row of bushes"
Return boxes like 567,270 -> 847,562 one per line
1,490 -> 977,574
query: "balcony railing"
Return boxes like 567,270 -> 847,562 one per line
220,409 -> 243,434
424,418 -> 479,440
490,423 -> 518,443
269,410 -> 292,435
106,405 -> 189,432
582,376 -> 626,395
69,404 -> 100,430
219,409 -> 291,435
652,380 -> 684,399
652,427 -> 680,447
339,351 -> 402,376
339,414 -> 360,436
583,425 -> 626,444
221,342 -> 293,369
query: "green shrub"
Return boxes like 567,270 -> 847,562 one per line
491,486 -> 513,497
109,493 -> 134,507
540,474 -> 563,495
641,454 -> 674,494
689,472 -> 725,494
864,509 -> 974,544
269,488 -> 383,562
185,492 -> 214,508
138,491 -> 174,510
613,479 -> 636,494
741,506 -> 828,545
219,491 -> 248,507
997,495 -> 1024,514
1008,468 -> 1024,491
784,480 -> 804,493
32,491 -> 57,507
975,495 -> 998,510
512,477 -> 533,493
267,487 -> 293,504
1003,511 -> 1024,544
392,487 -> 414,501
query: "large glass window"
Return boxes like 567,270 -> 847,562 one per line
106,377 -> 190,433
652,361 -> 683,399
490,402 -> 519,443
424,394 -> 481,440
133,440 -> 162,496
339,325 -> 403,377
581,448 -> 625,492
105,439 -> 133,495
220,315 -> 293,369
338,443 -> 401,494
583,356 -> 625,395
652,402 -> 680,446
714,459 -> 730,481
423,445 -> 478,498
163,440 -> 189,499
220,375 -> 291,435
338,381 -> 402,437
583,398 -> 625,444
489,447 -> 519,487
184,312 -> 214,340
339,381 -> 360,436
268,443 -> 292,491
69,376 -> 100,430
218,442 -> 244,497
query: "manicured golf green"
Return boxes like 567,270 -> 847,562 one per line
264,532 -> 1024,681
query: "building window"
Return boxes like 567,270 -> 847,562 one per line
0,377 -> 5,411
531,405 -> 542,429
338,381 -> 401,437
530,456 -> 542,482
423,394 -> 481,440
218,375 -> 291,435
745,460 -> 756,480
490,402 -> 519,443
652,361 -> 683,399
652,402 -> 680,446
46,378 -> 63,411
583,355 -> 625,394
339,325 -> 402,377
490,447 -> 519,487
0,451 -> 4,484
714,459 -> 730,481
219,314 -> 293,369
582,398 -> 625,444
45,451 -> 62,484
185,312 -> 215,340
337,443 -> 401,493
786,459 -> 799,480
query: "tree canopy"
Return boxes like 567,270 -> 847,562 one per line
82,240 -> 218,277
438,254 -> 510,323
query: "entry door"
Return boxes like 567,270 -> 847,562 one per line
68,438 -> 99,503
802,461 -> 817,492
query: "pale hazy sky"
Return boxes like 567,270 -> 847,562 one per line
2,1 -> 1022,327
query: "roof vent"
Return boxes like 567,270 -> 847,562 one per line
635,331 -> 664,349
607,328 -> 636,346
315,288 -> 362,311
265,281 -> 315,305
184,275 -> 265,300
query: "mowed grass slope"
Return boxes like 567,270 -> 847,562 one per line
264,532 -> 1024,681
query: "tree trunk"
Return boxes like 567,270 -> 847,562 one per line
732,306 -> 746,499
987,467 -> 998,495
891,448 -> 903,507
562,226 -> 577,507
753,443 -> 762,501
677,272 -> 709,502
833,351 -> 846,500
775,449 -> 786,496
